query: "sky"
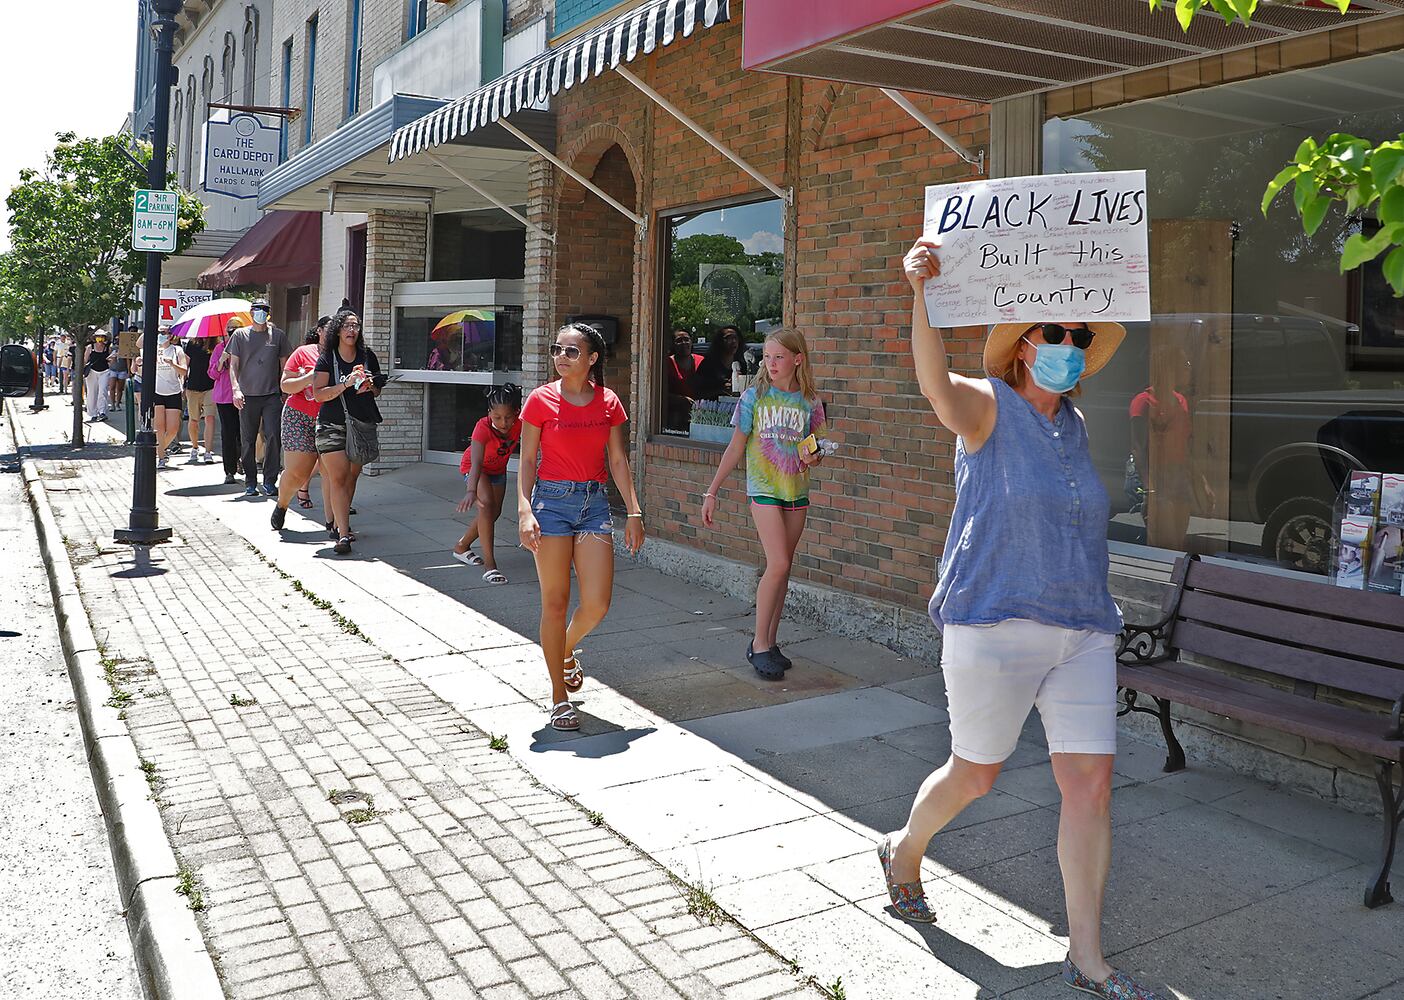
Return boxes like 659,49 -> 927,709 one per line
675,199 -> 783,256
0,1 -> 139,252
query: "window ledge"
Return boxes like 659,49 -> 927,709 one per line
644,436 -> 726,463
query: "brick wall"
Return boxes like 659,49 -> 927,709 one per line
555,145 -> 638,423
541,0 -> 990,612
364,209 -> 429,468
524,157 -> 556,389
554,0 -> 628,36
1046,17 -> 1404,118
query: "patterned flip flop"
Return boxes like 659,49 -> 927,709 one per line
877,835 -> 936,923
1063,957 -> 1169,999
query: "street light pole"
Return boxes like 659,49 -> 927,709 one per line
115,0 -> 181,546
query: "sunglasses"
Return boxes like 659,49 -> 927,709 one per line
549,344 -> 582,359
1026,323 -> 1095,350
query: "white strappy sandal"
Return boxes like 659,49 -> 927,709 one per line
563,651 -> 584,693
549,701 -> 579,731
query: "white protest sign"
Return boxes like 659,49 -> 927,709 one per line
203,113 -> 281,200
922,170 -> 1150,327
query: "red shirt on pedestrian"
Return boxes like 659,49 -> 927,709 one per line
283,345 -> 322,417
461,416 -> 523,476
521,381 -> 627,484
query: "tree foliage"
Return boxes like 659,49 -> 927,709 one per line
1147,0 -> 1403,294
3,131 -> 205,332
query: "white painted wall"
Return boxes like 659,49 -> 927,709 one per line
170,1 -> 274,235
320,212 -> 368,316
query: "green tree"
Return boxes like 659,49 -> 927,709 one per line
1148,0 -> 1404,294
669,233 -> 749,285
4,131 -> 205,440
668,284 -> 733,336
0,253 -> 39,344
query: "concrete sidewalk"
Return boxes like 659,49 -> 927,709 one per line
15,398 -> 1404,999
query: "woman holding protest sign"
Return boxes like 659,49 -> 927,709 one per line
880,238 -> 1167,1000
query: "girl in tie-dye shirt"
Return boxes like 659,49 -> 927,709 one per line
701,328 -> 827,681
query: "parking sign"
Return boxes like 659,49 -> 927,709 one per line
131,189 -> 179,253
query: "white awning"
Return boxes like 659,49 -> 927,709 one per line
390,0 -> 730,163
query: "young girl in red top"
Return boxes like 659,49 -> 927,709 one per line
453,383 -> 523,584
518,323 -> 645,731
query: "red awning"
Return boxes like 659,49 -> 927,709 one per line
741,0 -> 1397,103
197,210 -> 322,291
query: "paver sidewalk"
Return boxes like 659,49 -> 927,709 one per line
16,405 -> 819,1000
16,399 -> 1404,1000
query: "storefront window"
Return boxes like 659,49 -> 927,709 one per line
426,384 -> 489,456
1044,51 -> 1404,585
392,305 -> 523,374
659,198 -> 784,439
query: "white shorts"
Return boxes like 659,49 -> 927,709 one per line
942,619 -> 1117,764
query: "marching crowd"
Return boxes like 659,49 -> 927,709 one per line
39,236 -> 1166,999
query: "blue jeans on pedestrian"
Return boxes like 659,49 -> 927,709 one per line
530,480 -> 613,537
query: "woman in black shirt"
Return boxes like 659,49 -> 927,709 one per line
311,311 -> 382,554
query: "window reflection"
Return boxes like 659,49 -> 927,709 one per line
393,305 -> 523,374
1045,52 -> 1404,579
661,199 -> 784,438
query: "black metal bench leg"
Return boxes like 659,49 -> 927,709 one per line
1366,759 -> 1402,909
1154,697 -> 1185,773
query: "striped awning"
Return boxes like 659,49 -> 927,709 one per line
390,0 -> 730,163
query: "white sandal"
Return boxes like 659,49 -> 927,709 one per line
549,701 -> 579,731
453,547 -> 484,566
482,568 -> 507,585
563,652 -> 584,693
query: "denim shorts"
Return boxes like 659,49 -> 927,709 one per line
531,479 -> 613,537
467,472 -> 507,488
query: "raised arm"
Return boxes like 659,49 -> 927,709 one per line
905,239 -> 996,446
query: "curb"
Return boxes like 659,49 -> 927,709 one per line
5,400 -> 225,1000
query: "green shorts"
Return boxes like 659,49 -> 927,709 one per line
750,495 -> 809,511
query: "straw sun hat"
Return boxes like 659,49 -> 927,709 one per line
982,321 -> 1126,382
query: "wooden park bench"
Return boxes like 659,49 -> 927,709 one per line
1115,555 -> 1404,908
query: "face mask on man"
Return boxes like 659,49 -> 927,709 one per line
1022,336 -> 1086,394
252,308 -> 269,325
157,333 -> 171,349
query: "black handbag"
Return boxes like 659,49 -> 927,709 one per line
335,352 -> 381,466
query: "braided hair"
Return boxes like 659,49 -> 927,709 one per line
485,383 -> 522,412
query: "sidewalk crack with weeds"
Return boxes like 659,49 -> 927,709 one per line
243,542 -> 370,642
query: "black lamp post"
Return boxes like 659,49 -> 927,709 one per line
115,0 -> 181,546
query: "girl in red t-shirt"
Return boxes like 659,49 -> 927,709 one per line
453,383 -> 523,584
518,323 -> 645,731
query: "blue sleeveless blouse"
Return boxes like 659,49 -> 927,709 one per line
928,377 -> 1121,634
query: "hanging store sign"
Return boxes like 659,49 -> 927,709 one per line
921,170 -> 1150,327
203,113 -> 281,200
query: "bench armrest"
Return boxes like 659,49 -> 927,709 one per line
1117,615 -> 1176,665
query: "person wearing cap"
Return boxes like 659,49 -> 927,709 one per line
83,327 -> 114,422
227,297 -> 293,498
879,239 -> 1166,1000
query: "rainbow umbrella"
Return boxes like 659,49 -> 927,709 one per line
170,298 -> 254,339
432,309 -> 495,344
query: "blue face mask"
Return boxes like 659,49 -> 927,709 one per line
1022,336 -> 1086,394
252,308 -> 269,325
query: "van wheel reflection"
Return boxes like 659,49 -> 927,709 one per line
1261,495 -> 1335,576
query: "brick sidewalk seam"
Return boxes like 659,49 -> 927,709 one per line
38,442 -> 821,1000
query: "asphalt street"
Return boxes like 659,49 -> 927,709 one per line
0,413 -> 141,1000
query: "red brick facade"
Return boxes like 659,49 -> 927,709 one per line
532,1 -> 991,615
